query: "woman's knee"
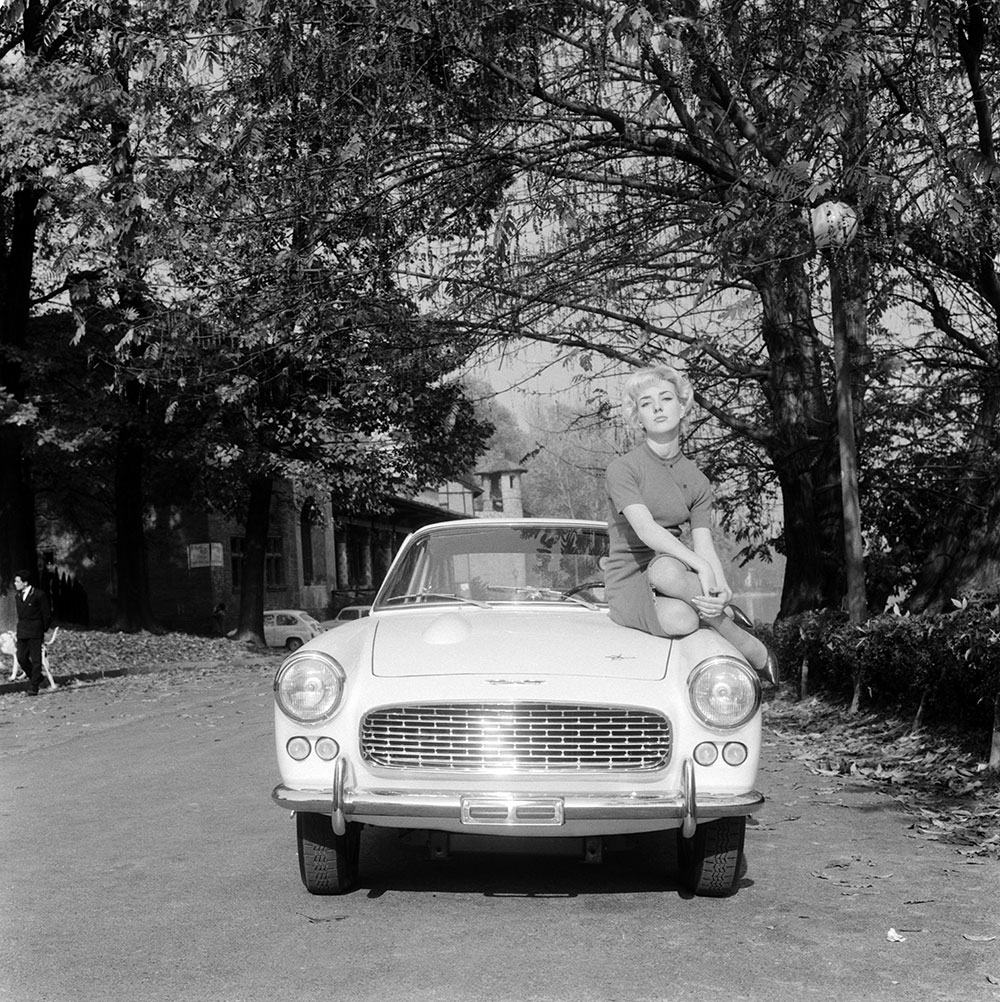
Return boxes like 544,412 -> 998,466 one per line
648,557 -> 691,596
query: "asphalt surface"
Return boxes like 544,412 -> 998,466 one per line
1,662 -> 997,1002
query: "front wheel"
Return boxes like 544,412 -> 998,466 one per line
296,812 -> 361,894
676,816 -> 746,897
285,637 -> 303,651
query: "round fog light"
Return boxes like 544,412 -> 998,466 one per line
723,742 -> 748,766
314,737 -> 339,761
693,742 -> 719,766
286,736 -> 311,761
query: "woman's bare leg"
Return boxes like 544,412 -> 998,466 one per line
648,556 -> 768,670
646,557 -> 701,636
647,555 -> 701,601
652,595 -> 701,637
701,611 -> 768,671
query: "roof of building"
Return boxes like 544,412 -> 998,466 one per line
389,496 -> 470,526
476,462 -> 527,475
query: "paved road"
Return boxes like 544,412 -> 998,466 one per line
1,663 -> 997,1002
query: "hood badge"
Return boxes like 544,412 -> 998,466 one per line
486,679 -> 546,685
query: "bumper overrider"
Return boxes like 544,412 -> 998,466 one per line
272,757 -> 764,839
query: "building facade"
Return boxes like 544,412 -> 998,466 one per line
35,476 -> 486,636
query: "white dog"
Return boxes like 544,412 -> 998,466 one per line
2,626 -> 59,690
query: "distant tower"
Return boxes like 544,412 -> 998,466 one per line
476,463 -> 526,517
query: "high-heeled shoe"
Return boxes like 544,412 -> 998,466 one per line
727,604 -> 755,631
754,648 -> 779,687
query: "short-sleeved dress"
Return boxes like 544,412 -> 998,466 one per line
605,442 -> 714,638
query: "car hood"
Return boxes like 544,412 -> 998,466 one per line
370,608 -> 670,680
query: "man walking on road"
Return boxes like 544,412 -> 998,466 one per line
14,570 -> 50,697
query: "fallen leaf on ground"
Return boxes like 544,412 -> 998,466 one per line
766,695 -> 1000,857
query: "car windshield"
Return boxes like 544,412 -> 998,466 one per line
376,523 -> 609,609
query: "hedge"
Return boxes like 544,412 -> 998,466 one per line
762,602 -> 1000,764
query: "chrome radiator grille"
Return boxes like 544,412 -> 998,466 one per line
360,702 -> 671,771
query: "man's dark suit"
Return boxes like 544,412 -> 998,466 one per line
16,585 -> 51,694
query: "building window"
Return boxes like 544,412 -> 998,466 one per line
489,473 -> 503,512
231,536 -> 286,591
266,537 -> 285,587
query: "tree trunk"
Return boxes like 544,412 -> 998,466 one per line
0,2 -> 58,604
771,449 -> 842,615
0,181 -> 41,600
232,475 -> 272,646
111,427 -> 161,633
829,36 -> 872,630
907,8 -> 1000,612
990,694 -> 1000,772
908,381 -> 1000,612
0,429 -> 36,591
752,261 -> 845,616
829,254 -> 869,627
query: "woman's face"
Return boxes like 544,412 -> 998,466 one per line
635,380 -> 685,439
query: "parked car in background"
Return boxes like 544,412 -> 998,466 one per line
263,610 -> 325,651
318,605 -> 371,631
270,518 -> 766,897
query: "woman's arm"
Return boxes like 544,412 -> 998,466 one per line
622,504 -> 718,595
691,526 -> 732,607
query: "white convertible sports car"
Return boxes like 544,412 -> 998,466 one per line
271,518 -> 765,897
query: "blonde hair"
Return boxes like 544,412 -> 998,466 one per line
622,365 -> 694,431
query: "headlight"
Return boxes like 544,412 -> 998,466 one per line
274,651 -> 346,723
688,656 -> 760,730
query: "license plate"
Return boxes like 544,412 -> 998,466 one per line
460,796 -> 565,826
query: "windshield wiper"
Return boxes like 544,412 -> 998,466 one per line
486,584 -> 602,611
531,587 -> 602,611
383,592 -> 490,609
557,593 -> 601,610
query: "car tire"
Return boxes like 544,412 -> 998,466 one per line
676,816 -> 746,897
296,812 -> 361,895
285,637 -> 303,651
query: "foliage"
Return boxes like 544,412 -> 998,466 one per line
88,1 -> 493,513
518,400 -> 621,520
464,377 -> 531,470
381,0 -> 1000,615
383,0 -> 911,612
0,0 -> 493,634
767,601 -> 1000,743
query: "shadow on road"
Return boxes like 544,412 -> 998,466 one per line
352,828 -> 753,899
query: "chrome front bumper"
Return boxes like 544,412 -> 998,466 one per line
272,758 -> 763,838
